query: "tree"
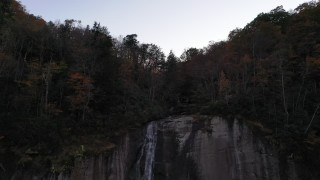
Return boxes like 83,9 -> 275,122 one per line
218,70 -> 231,103
0,0 -> 12,25
68,72 -> 93,123
180,48 -> 202,61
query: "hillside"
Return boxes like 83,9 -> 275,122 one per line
1,0 -> 320,177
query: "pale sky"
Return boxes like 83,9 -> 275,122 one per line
19,0 -> 309,56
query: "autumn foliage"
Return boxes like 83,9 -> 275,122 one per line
1,0 -> 320,176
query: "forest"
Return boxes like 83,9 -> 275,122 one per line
1,0 -> 320,174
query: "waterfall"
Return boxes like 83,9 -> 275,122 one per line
7,116 -> 306,180
142,121 -> 158,180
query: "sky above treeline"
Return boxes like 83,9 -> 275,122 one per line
19,0 -> 309,56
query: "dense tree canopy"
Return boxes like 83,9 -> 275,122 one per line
1,0 -> 320,176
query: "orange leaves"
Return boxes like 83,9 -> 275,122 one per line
307,57 -> 318,64
46,103 -> 63,116
69,72 -> 93,87
240,54 -> 253,64
218,71 -> 230,95
306,56 -> 320,68
29,17 -> 46,32
68,72 -> 93,109
306,56 -> 320,78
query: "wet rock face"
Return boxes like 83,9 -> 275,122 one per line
9,116 -> 305,180
154,116 -> 282,180
105,116 -> 300,180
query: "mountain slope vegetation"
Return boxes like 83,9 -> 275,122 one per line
1,0 -> 320,176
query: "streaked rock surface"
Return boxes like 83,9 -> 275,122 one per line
9,116 -> 308,180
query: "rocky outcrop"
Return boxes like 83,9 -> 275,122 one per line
8,116 -> 309,180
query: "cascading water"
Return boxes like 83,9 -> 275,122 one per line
7,116 -> 312,180
127,121 -> 158,180
142,121 -> 158,180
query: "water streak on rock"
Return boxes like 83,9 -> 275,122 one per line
7,116 -> 309,180
142,121 -> 158,180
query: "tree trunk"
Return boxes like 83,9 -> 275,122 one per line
281,68 -> 289,128
305,103 -> 320,134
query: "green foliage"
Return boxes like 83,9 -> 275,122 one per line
200,101 -> 229,115
0,0 -> 13,25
